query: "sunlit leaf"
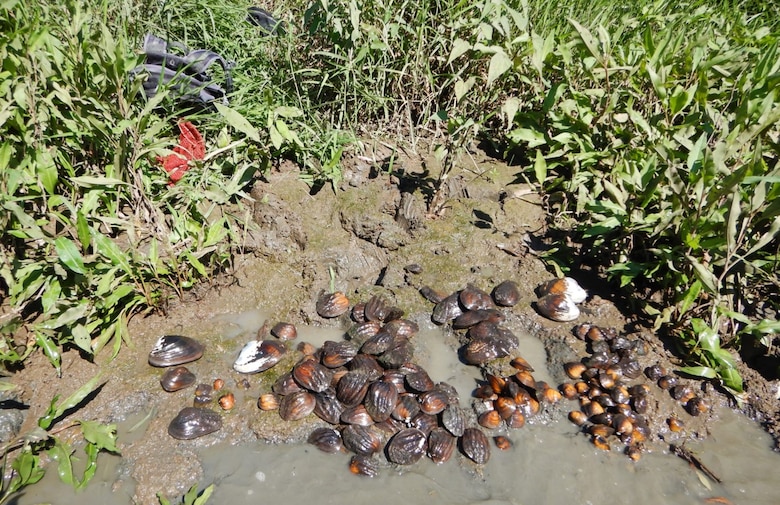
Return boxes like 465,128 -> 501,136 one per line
487,51 -> 512,87
215,103 -> 260,142
54,237 -> 86,275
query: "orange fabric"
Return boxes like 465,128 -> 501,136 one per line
157,121 -> 205,184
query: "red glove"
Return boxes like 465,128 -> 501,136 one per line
158,121 -> 205,184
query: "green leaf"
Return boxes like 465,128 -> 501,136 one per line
93,232 -> 133,275
215,103 -> 260,142
71,324 -> 92,353
70,176 -> 127,187
685,254 -> 718,293
533,150 -> 547,186
38,373 -> 105,430
678,366 -> 718,379
720,367 -> 743,393
569,18 -> 600,61
487,51 -> 512,87
75,211 -> 91,250
48,439 -> 75,486
54,237 -> 86,275
78,441 -> 99,489
80,420 -> 119,453
35,331 -> 61,376
454,77 -> 475,103
447,38 -> 471,65
12,450 -> 45,487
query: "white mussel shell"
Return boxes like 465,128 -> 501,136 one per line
537,277 -> 587,304
536,293 -> 581,322
233,339 -> 286,373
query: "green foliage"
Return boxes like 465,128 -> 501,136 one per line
158,483 -> 215,505
0,376 -> 118,503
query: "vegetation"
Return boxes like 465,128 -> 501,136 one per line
0,0 -> 777,496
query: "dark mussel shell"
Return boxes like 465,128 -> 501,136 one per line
427,427 -> 457,464
347,354 -> 384,380
419,286 -> 447,304
271,322 -> 297,341
233,339 -> 287,374
391,394 -> 421,422
278,390 -> 316,421
273,371 -> 302,396
410,412 -> 439,435
313,388 -> 345,425
453,309 -> 503,330
492,280 -> 520,307
293,360 -> 333,393
459,284 -> 495,311
460,427 -> 491,465
386,428 -> 427,465
349,454 -> 380,477
194,383 -> 214,406
377,340 -> 412,369
316,291 -> 350,318
440,405 -> 466,437
405,368 -> 435,393
342,424 -> 382,455
364,295 -> 390,322
149,335 -> 205,367
337,371 -> 371,407
168,407 -> 222,440
341,404 -> 375,426
308,427 -> 344,453
160,366 -> 196,392
431,292 -> 463,325
320,340 -> 359,368
418,389 -> 449,415
360,330 -> 395,356
383,319 -> 419,339
346,321 -> 382,345
461,335 -> 504,366
364,381 -> 399,423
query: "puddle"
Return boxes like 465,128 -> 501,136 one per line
16,310 -> 780,505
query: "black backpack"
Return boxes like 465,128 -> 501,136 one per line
131,33 -> 234,108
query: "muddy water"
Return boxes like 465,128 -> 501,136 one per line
17,310 -> 780,505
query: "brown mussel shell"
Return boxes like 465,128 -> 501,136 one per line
431,293 -> 463,325
418,389 -> 449,415
168,407 -> 222,440
337,371 -> 371,407
258,393 -> 280,411
341,404 -> 375,426
320,340 -> 359,368
313,388 -> 345,425
160,366 -> 196,392
440,405 -> 467,437
278,390 -> 316,421
492,280 -> 520,307
461,336 -> 501,366
293,360 -> 333,393
391,394 -> 421,422
346,321 -> 382,345
233,339 -> 287,374
349,454 -> 380,477
149,335 -> 205,367
342,424 -> 382,455
308,427 -> 344,453
273,372 -> 302,396
460,428 -> 491,465
386,428 -> 427,465
363,295 -> 390,322
405,368 -> 435,393
316,291 -> 350,318
459,284 -> 495,311
347,354 -> 385,380
536,293 -> 580,322
271,322 -> 297,341
427,427 -> 456,464
364,381 -> 399,423
360,330 -> 395,356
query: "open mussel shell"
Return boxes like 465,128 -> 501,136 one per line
149,335 -> 204,367
535,293 -> 580,322
386,428 -> 427,465
168,407 -> 222,440
160,366 -> 196,392
233,339 -> 287,374
460,427 -> 490,465
492,280 -> 520,307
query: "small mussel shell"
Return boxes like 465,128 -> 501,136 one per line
536,293 -> 580,322
363,295 -> 390,322
391,394 -> 421,422
149,335 -> 205,367
431,293 -> 463,324
308,427 -> 343,453
320,340 -> 359,368
271,322 -> 297,341
420,286 -> 447,304
492,280 -> 520,307
258,393 -> 280,411
537,277 -> 587,304
494,435 -> 513,450
346,321 -> 382,345
377,340 -> 412,369
383,319 -> 419,339
278,390 -> 316,421
460,428 -> 491,465
453,309 -> 501,330
168,407 -> 222,440
410,412 -> 438,435
427,427 -> 456,464
218,392 -> 235,411
313,388 -> 345,425
405,369 -> 435,393
273,372 -> 302,396
316,291 -> 350,318
349,454 -> 379,477
685,396 -> 709,417
460,284 -> 495,311
510,356 -> 534,372
233,339 -> 287,374
194,383 -> 214,406
160,366 -> 196,392
440,405 -> 467,437
342,424 -> 382,455
386,428 -> 427,465
461,336 -> 501,365
364,381 -> 399,423
341,404 -> 375,426
293,360 -> 333,393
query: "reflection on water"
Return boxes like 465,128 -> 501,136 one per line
16,311 -> 780,505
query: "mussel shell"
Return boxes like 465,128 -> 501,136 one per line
320,340 -> 359,368
492,280 -> 520,307
149,335 -> 205,367
337,371 -> 371,407
391,394 -> 421,422
405,368 -> 435,393
160,366 -> 196,392
364,381 -> 399,423
461,336 -> 503,365
537,277 -> 587,304
460,284 -> 495,311
377,340 -> 412,369
460,428 -> 491,465
364,295 -> 390,322
308,427 -> 343,453
419,286 -> 446,304
360,330 -> 395,356
536,293 -> 580,322
273,371 -> 302,395
278,390 -> 316,421
342,424 -> 382,455
193,383 -> 214,406
349,454 -> 380,477
440,405 -> 466,437
258,393 -> 280,411
346,321 -> 382,345
270,322 -> 297,341
341,404 -> 375,426
386,428 -> 427,465
347,354 -> 384,380
453,309 -> 503,330
293,360 -> 333,393
410,412 -> 438,435
418,389 -> 449,415
168,407 -> 222,440
383,319 -> 419,339
313,388 -> 345,425
316,291 -> 350,318
427,427 -> 456,464
431,293 -> 463,324
233,339 -> 287,374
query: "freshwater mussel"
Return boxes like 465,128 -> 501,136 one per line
168,407 -> 222,440
233,339 -> 287,374
160,366 -> 196,392
149,335 -> 204,367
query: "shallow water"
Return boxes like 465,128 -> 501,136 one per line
16,311 -> 780,505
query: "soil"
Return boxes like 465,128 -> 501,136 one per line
2,141 -> 779,503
